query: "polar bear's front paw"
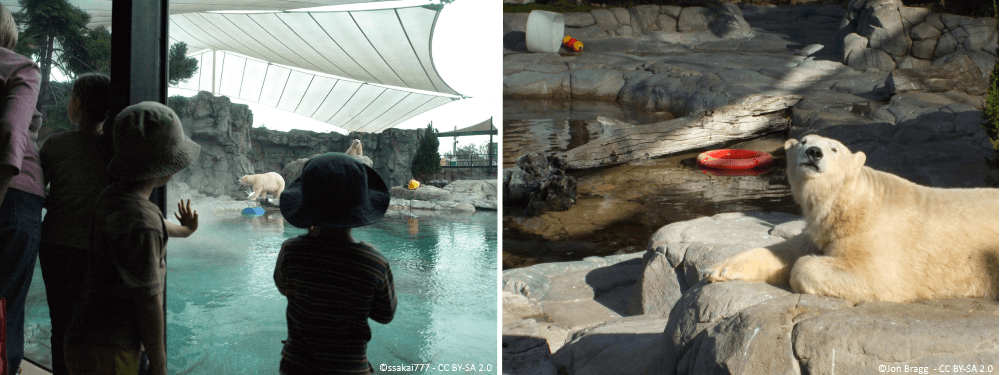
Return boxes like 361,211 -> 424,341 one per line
705,248 -> 782,283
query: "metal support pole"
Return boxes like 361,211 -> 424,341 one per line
111,0 -> 170,351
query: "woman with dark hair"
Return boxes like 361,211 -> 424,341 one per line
37,73 -> 114,375
0,3 -> 45,375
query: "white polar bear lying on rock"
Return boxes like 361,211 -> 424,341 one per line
239,172 -> 285,200
707,134 -> 998,302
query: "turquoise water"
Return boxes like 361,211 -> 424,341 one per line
24,208 -> 498,374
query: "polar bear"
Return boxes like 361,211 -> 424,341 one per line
239,172 -> 285,200
345,139 -> 363,157
706,135 -> 998,302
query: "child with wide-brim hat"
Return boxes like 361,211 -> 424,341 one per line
64,101 -> 200,375
274,152 -> 396,375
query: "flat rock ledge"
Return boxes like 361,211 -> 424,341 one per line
388,180 -> 499,212
502,212 -> 1000,375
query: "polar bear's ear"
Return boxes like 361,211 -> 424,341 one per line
853,151 -> 866,167
784,138 -> 799,150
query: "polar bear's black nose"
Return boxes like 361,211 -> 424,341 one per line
805,147 -> 823,162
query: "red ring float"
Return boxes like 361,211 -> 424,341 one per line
696,149 -> 773,170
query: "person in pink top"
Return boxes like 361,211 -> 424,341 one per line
0,4 -> 46,375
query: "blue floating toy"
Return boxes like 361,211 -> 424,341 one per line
241,207 -> 265,216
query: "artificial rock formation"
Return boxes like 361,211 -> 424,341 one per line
839,0 -> 997,73
168,91 -> 423,196
250,128 -> 418,189
170,91 -> 255,197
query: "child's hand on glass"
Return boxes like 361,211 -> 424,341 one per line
166,199 -> 199,238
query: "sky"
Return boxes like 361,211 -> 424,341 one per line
166,0 -> 501,156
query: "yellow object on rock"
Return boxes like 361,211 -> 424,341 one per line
563,36 -> 583,52
408,179 -> 420,190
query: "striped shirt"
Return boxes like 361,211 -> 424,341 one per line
274,236 -> 396,375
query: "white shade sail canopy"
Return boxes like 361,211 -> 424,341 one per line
3,0 -> 462,133
170,7 -> 457,95
4,1 -> 396,29
176,50 -> 455,132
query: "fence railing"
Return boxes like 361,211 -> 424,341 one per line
442,153 -> 498,168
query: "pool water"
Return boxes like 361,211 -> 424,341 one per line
24,207 -> 497,374
503,99 -> 798,269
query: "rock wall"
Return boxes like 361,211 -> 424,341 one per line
169,91 -> 422,196
504,3 -> 753,53
170,91 -> 256,197
249,127 -> 421,189
839,0 -> 997,72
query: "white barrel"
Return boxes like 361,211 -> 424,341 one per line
525,10 -> 565,54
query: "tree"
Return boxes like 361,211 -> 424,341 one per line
14,0 -> 91,114
410,123 -> 442,181
168,42 -> 199,85
60,25 -> 111,76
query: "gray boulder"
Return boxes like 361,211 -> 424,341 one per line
656,14 -> 677,33
708,3 -> 753,39
910,38 -> 937,59
630,5 -> 660,32
887,53 -> 987,96
856,1 -> 907,57
504,71 -> 571,98
552,317 -> 669,375
389,185 -> 452,201
609,7 -> 630,26
280,158 -> 309,184
591,9 -> 619,33
171,91 -> 256,197
570,69 -> 626,99
909,22 -> 940,41
933,32 -> 958,58
646,280 -> 999,375
842,32 -> 868,65
660,5 -> 682,19
503,319 -> 559,375
563,12 -> 596,28
676,7 -> 711,33
443,179 -> 497,210
847,47 -> 896,71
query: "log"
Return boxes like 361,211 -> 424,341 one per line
554,94 -> 802,169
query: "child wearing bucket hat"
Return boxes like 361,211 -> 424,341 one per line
63,101 -> 200,375
274,152 -> 396,375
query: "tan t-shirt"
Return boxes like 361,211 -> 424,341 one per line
39,131 -> 113,249
65,182 -> 166,350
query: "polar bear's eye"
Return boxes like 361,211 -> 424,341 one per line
831,148 -> 837,153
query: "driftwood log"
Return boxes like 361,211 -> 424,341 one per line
555,95 -> 802,170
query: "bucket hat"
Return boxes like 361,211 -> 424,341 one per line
107,101 -> 201,181
280,152 -> 390,229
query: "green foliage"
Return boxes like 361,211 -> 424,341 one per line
42,80 -> 74,132
410,124 -> 442,181
14,0 -> 91,116
985,0 -> 999,150
61,25 -> 111,76
504,0 -> 601,13
168,42 -> 199,86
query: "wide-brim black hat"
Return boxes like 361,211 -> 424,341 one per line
107,102 -> 201,181
280,152 -> 390,229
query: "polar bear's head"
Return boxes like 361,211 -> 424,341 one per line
785,135 -> 866,186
